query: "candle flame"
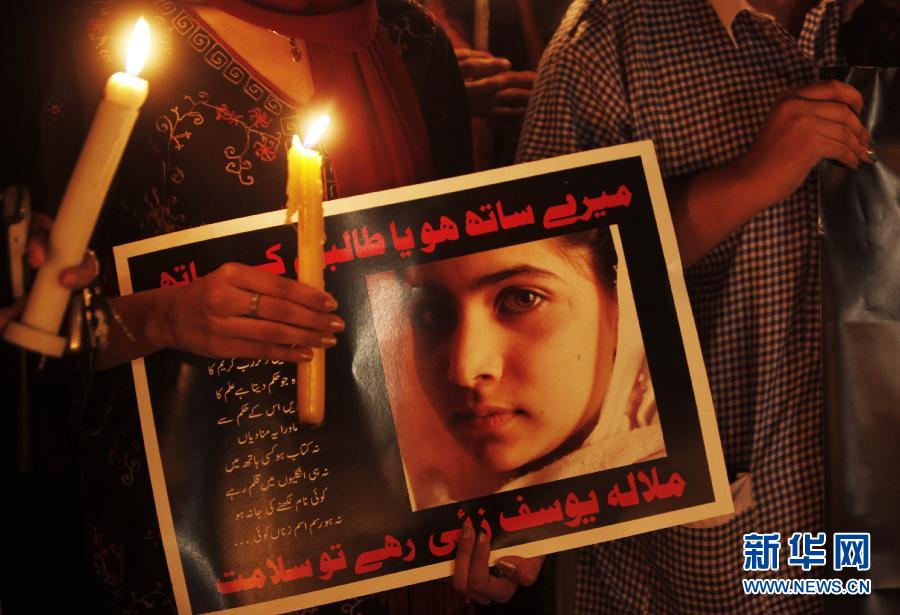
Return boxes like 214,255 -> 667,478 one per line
126,17 -> 151,76
292,134 -> 303,151
303,115 -> 330,149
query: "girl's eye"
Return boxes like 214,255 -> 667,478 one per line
411,295 -> 456,334
497,288 -> 545,314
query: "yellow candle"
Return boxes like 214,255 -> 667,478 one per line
286,117 -> 329,427
4,17 -> 151,357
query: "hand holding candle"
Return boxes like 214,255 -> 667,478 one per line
286,116 -> 330,427
3,17 -> 151,356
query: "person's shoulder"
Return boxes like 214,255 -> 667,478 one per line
548,0 -> 700,62
545,0 -> 635,54
376,0 -> 450,60
563,0 -> 682,35
377,0 -> 440,39
540,0 -> 625,68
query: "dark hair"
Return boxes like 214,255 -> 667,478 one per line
556,228 -> 618,293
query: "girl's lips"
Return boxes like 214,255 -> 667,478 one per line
452,408 -> 522,432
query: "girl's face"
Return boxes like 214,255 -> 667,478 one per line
407,238 -> 618,473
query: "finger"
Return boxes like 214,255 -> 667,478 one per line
30,212 -> 54,233
459,56 -> 513,80
506,70 -> 537,88
815,131 -> 862,169
204,284 -> 340,335
492,87 -> 532,107
26,213 -> 54,268
493,555 -> 545,587
26,240 -> 46,269
467,531 -> 517,604
215,263 -> 337,312
206,335 -> 314,362
795,80 -> 864,116
489,107 -> 528,121
59,250 -> 100,289
452,518 -> 475,595
454,47 -> 492,60
470,591 -> 494,606
808,100 -> 871,147
466,75 -> 509,98
250,291 -> 344,333
818,121 -> 869,163
0,298 -> 27,332
217,315 -> 338,349
466,72 -> 536,97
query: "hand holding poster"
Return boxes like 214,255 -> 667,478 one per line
114,141 -> 732,613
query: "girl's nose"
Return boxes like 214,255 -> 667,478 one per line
445,313 -> 502,387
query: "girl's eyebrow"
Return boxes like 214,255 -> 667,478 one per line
471,266 -> 560,290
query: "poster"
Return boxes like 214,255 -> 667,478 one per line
114,141 -> 732,614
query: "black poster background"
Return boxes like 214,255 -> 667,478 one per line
119,145 -> 728,613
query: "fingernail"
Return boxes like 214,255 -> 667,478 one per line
477,531 -> 487,545
323,295 -> 338,311
327,317 -> 345,332
490,560 -> 517,578
321,334 -> 337,348
495,560 -> 517,576
60,272 -> 76,286
462,519 -> 473,539
295,351 -> 314,362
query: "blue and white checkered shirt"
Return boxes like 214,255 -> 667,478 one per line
518,0 -> 844,612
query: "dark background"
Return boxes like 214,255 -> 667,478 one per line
1,2 -> 96,613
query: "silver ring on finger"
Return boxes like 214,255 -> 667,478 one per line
248,292 -> 262,318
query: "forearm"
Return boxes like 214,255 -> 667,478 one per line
666,157 -> 770,267
97,287 -> 173,370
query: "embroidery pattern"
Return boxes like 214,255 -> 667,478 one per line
139,185 -> 185,234
153,0 -> 337,197
88,1 -> 174,65
379,0 -> 438,56
89,526 -> 175,613
109,428 -> 143,486
86,1 -> 115,65
156,90 -> 284,188
43,96 -> 64,122
157,3 -> 289,115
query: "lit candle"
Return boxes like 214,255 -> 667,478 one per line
4,17 -> 151,357
286,116 -> 330,427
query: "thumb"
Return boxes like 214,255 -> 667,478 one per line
492,555 -> 544,586
0,298 -> 27,333
26,212 -> 54,268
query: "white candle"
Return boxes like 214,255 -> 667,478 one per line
4,17 -> 151,356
